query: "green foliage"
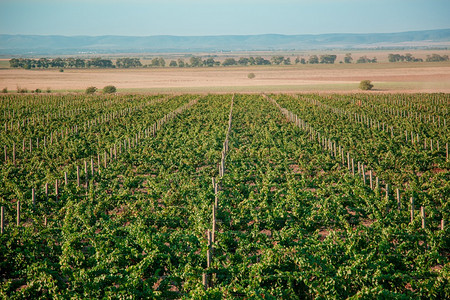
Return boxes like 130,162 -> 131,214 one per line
150,57 -> 166,67
177,59 -> 185,67
356,56 -> 377,63
271,56 -> 285,65
238,57 -> 250,65
1,87 -> 7,93
344,53 -> 353,63
388,53 -> 423,62
102,85 -> 117,94
319,54 -> 337,64
85,86 -> 97,94
189,56 -> 203,67
203,58 -> 217,67
0,93 -> 447,298
16,86 -> 28,93
359,80 -> 374,90
309,55 -> 319,64
247,73 -> 256,79
426,54 -> 449,62
222,58 -> 237,66
116,58 -> 142,68
87,58 -> 114,68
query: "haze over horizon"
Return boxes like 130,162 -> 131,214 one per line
1,0 -> 450,37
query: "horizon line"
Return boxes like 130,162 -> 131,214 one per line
1,28 -> 450,38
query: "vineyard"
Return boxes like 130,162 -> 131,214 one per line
0,93 -> 449,298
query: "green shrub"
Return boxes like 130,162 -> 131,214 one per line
247,73 -> 256,79
86,86 -> 97,94
17,86 -> 28,93
359,80 -> 374,90
34,88 -> 42,93
1,87 -> 7,93
103,85 -> 117,94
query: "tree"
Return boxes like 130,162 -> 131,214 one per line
169,60 -> 178,67
344,53 -> 353,64
51,58 -> 65,68
254,56 -> 271,65
75,58 -> 85,68
284,58 -> 291,65
247,73 -> 256,79
238,57 -> 250,66
37,58 -> 50,68
295,57 -> 300,64
86,86 -> 97,94
300,58 -> 306,64
103,85 -> 116,94
309,55 -> 319,64
359,80 -> 373,90
87,58 -> 114,68
203,58 -> 216,67
426,54 -> 449,62
222,58 -> 237,66
319,55 -> 337,64
404,53 -> 413,62
150,57 -> 165,67
116,58 -> 142,68
271,56 -> 285,65
177,59 -> 185,67
356,56 -> 377,64
189,56 -> 203,67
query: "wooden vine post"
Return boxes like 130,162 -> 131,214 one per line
421,206 -> 425,229
12,143 -> 16,165
77,166 -> 80,186
351,159 -> 355,176
32,188 -> 36,209
362,165 -> 366,185
55,179 -> 59,200
202,229 -> 213,289
16,201 -> 20,226
1,206 -> 4,234
91,158 -> 95,177
84,160 -> 89,188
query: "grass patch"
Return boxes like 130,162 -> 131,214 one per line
0,60 -> 10,69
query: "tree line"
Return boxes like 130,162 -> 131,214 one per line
388,53 -> 449,62
9,58 -> 117,69
9,53 -> 448,69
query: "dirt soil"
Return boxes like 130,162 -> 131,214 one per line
1,62 -> 449,93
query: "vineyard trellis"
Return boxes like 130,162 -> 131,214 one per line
0,93 -> 448,298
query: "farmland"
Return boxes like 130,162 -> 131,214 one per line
0,93 -> 449,298
1,60 -> 450,94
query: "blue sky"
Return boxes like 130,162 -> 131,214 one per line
1,0 -> 449,36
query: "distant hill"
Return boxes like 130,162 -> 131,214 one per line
1,29 -> 449,55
